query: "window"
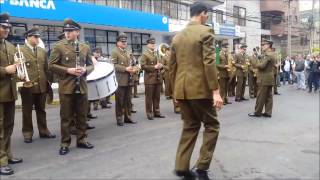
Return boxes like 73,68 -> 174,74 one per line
132,0 -> 142,11
161,0 -> 170,17
169,1 -> 178,19
178,3 -> 188,20
7,23 -> 27,45
234,6 -> 246,26
216,10 -> 223,24
81,0 -> 95,4
35,25 -> 63,52
207,11 -> 213,24
84,29 -> 118,57
122,0 -> 132,9
153,0 -> 162,15
107,0 -> 119,8
142,0 -> 152,13
95,0 -> 106,6
124,32 -> 150,56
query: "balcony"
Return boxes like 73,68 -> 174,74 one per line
260,0 -> 285,15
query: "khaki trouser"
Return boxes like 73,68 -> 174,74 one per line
254,86 -> 273,115
248,71 -> 258,97
228,76 -> 236,97
0,102 -> 15,166
115,86 -> 132,122
175,99 -> 220,171
236,75 -> 247,99
20,90 -> 50,139
145,84 -> 161,117
219,77 -> 229,103
59,93 -> 88,147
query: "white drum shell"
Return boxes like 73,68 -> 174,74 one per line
87,62 -> 118,100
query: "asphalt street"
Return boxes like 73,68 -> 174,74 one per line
1,85 -> 319,180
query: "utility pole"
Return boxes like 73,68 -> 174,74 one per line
309,0 -> 315,54
286,0 -> 292,58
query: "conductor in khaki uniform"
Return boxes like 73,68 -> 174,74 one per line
234,44 -> 249,102
217,41 -> 232,105
19,27 -> 56,143
249,39 -> 276,118
111,33 -> 138,126
49,18 -> 94,155
140,37 -> 165,120
161,44 -> 171,99
0,12 -> 23,176
169,3 -> 223,180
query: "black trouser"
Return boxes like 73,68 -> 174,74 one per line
308,72 -> 319,91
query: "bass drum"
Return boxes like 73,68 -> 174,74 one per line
87,61 -> 118,101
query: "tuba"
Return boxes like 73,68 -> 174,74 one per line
158,43 -> 169,58
14,44 -> 33,88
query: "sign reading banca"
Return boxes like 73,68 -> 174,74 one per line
0,0 -> 169,32
0,0 -> 55,10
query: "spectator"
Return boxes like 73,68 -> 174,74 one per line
282,56 -> 293,85
294,54 -> 306,90
308,55 -> 320,92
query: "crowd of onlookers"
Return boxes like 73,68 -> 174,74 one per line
279,54 -> 320,93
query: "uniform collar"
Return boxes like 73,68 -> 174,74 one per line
187,21 -> 201,26
0,39 -> 4,44
26,41 -> 36,51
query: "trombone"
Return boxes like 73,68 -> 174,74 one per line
14,44 -> 33,88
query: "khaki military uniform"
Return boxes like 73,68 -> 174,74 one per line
253,49 -> 276,115
228,54 -> 236,97
248,54 -> 259,98
169,21 -> 220,171
273,57 -> 280,94
140,49 -> 163,118
217,51 -> 230,103
19,45 -> 52,139
162,54 -> 171,97
49,39 -> 93,147
0,40 -> 17,166
233,53 -> 249,100
132,57 -> 140,97
111,47 -> 137,123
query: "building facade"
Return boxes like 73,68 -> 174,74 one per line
1,0 -> 226,58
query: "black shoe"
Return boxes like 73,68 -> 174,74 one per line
274,92 -> 281,95
8,158 -> 23,164
117,122 -> 124,126
70,128 -> 77,135
59,147 -> 69,155
0,165 -> 14,175
262,113 -> 272,118
154,114 -> 165,118
240,97 -> 248,101
147,116 -> 154,120
77,142 -> 94,149
86,125 -> 95,130
174,170 -> 197,180
166,96 -> 172,100
87,114 -> 98,119
40,133 -> 56,139
133,95 -> 139,98
24,138 -> 33,143
196,169 -> 211,180
235,98 -> 242,102
248,113 -> 261,117
101,105 -> 111,109
131,110 -> 137,113
124,119 -> 137,124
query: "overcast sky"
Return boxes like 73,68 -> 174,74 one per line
299,0 -> 319,11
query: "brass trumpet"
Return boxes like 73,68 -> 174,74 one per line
14,44 -> 33,88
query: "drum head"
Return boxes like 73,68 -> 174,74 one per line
87,62 -> 114,81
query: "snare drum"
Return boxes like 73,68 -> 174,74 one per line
87,61 -> 118,100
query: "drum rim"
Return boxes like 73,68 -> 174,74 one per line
87,70 -> 115,82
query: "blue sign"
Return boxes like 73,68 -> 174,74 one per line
0,0 -> 169,32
